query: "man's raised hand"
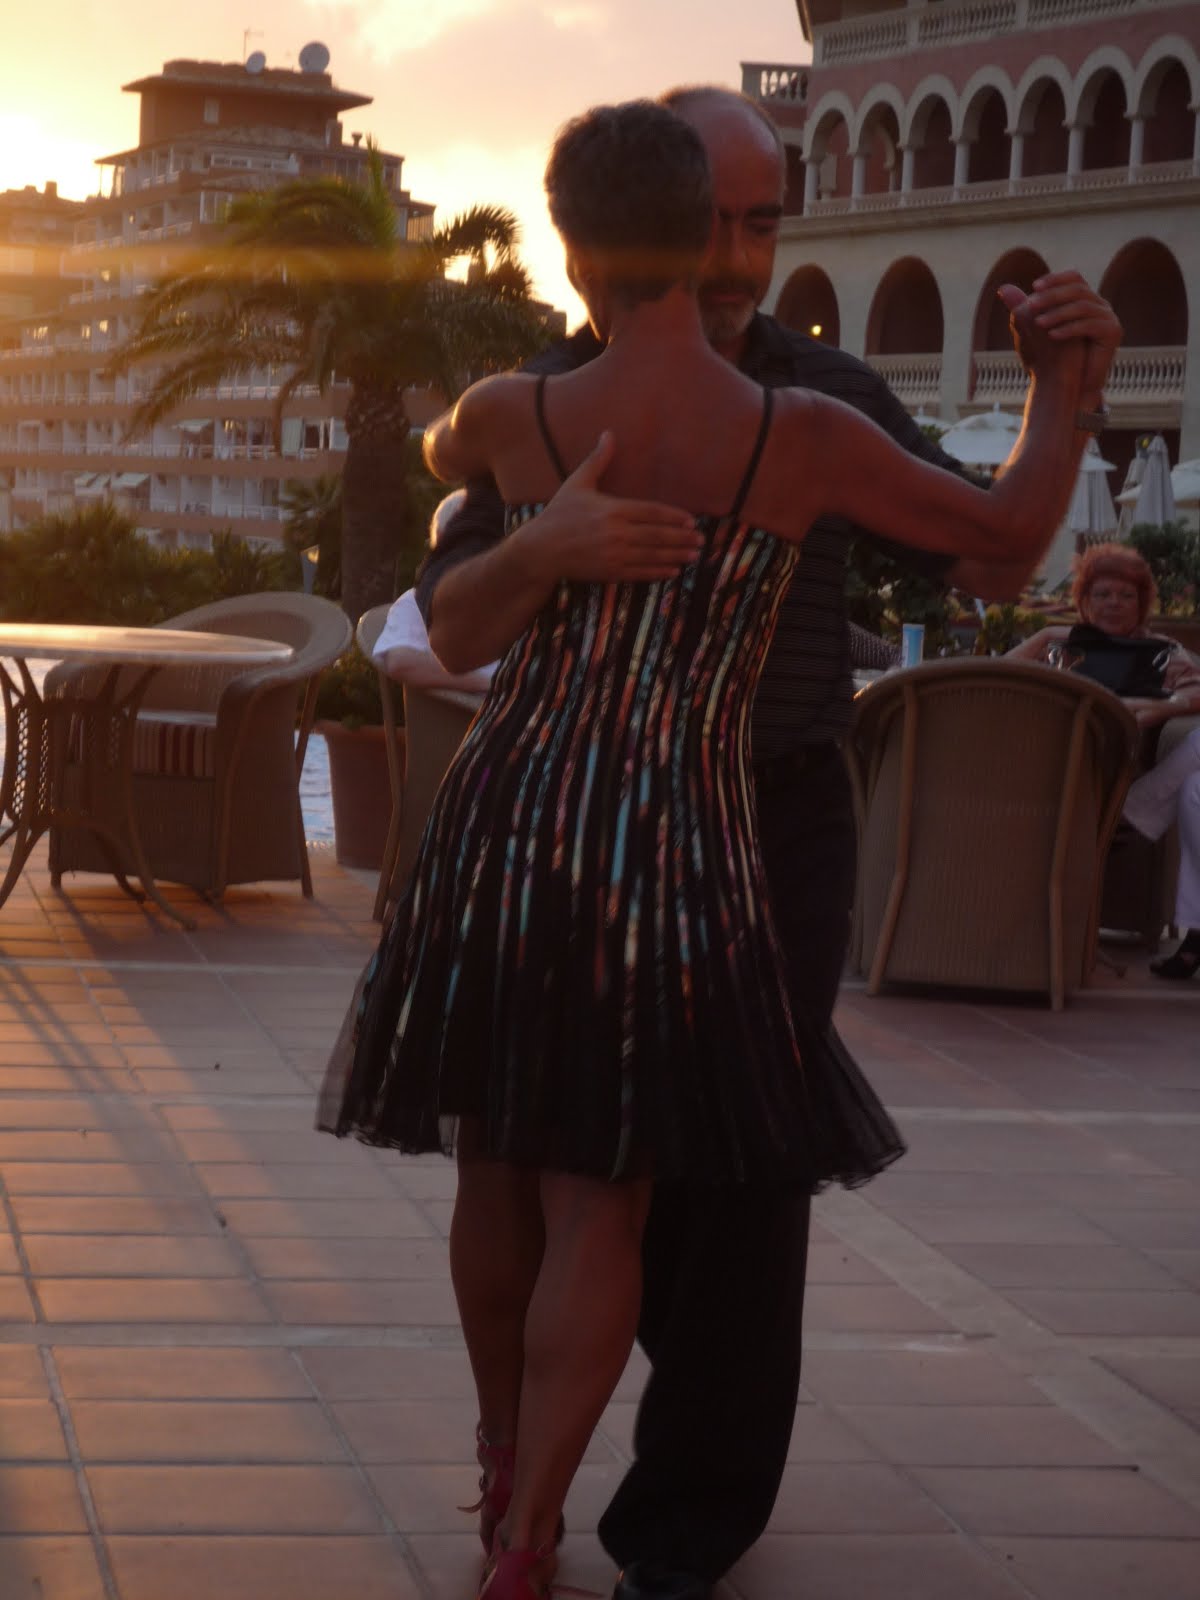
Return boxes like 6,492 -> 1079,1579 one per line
1007,269 -> 1122,402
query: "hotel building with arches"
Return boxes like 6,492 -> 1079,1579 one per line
744,0 -> 1200,490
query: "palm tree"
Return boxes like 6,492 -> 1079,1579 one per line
282,473 -> 343,599
111,149 -> 548,622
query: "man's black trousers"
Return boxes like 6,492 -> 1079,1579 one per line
598,744 -> 858,1582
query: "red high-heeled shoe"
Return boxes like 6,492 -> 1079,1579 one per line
476,1534 -> 558,1599
460,1425 -> 515,1553
461,1424 -> 566,1553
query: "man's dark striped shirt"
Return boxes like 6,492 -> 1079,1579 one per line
415,314 -> 967,759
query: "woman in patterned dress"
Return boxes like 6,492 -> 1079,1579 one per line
323,102 -> 1087,1598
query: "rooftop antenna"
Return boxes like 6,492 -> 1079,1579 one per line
298,40 -> 331,73
242,27 -> 263,62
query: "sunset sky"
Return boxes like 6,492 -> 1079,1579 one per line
2,0 -> 809,317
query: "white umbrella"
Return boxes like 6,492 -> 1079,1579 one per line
1039,443 -> 1119,591
911,407 -> 947,435
938,402 -> 1022,467
1133,434 -> 1177,527
1169,458 -> 1200,506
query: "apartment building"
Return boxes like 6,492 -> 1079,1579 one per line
744,0 -> 1200,488
0,50 -> 435,547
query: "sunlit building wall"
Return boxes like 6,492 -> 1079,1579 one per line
0,54 -> 435,548
745,0 -> 1200,488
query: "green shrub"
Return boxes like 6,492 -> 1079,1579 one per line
313,642 -> 389,730
1126,521 -> 1200,616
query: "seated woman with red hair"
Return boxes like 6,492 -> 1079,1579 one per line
1009,543 -> 1200,978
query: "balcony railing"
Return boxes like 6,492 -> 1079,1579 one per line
972,346 -> 1186,406
740,63 -> 808,105
865,354 -> 943,409
813,0 -> 1177,68
801,158 -> 1199,220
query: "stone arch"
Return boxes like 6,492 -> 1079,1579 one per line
775,265 -> 840,347
1131,35 -> 1200,117
1013,57 -> 1075,130
907,89 -> 956,190
1139,56 -> 1197,164
858,101 -> 903,194
1069,47 -> 1136,125
1076,66 -> 1131,170
960,84 -> 1011,184
1099,239 -> 1188,347
802,94 -> 856,201
802,91 -> 857,162
866,257 -> 944,356
851,83 -> 906,152
972,248 -> 1051,353
956,67 -> 1015,141
902,75 -> 961,146
1016,73 -> 1070,177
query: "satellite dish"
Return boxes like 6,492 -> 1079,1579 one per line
245,51 -> 266,74
298,41 -> 330,73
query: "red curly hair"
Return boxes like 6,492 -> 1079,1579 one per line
1072,542 -> 1157,628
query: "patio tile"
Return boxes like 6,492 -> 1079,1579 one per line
801,1348 -> 1049,1409
806,1243 -> 893,1285
23,1235 -> 243,1278
883,1206 -> 1118,1247
937,1243 -> 1184,1292
192,1161 -> 397,1200
365,1464 -> 482,1533
54,1348 -> 310,1401
1098,1355 -> 1200,1420
802,1284 -> 954,1334
89,1464 -> 383,1534
837,1404 -> 1125,1468
0,1161 -> 202,1196
982,1537 -> 1200,1600
763,1463 -> 949,1535
299,1346 -> 475,1403
35,1278 -> 271,1324
0,1537 -> 107,1600
243,1235 -> 448,1280
261,1277 -> 461,1325
999,1288 -> 1200,1337
0,1232 -> 19,1274
1090,1208 -> 1200,1250
213,1198 -> 433,1238
729,1532 -> 1029,1600
910,1466 -> 1199,1537
0,1402 -> 70,1461
69,1400 -> 347,1463
405,1531 -> 614,1600
0,1280 -> 37,1322
11,1197 -> 221,1235
106,1535 -> 422,1600
0,1349 -> 49,1400
0,1469 -> 88,1534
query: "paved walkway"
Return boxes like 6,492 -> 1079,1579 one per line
0,843 -> 1197,1600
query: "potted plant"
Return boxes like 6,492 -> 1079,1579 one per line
314,644 -> 404,871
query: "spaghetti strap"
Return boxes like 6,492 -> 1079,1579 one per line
727,388 -> 774,524
534,374 -> 570,482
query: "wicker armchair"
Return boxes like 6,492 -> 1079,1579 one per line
847,659 -> 1139,1010
47,593 -> 351,900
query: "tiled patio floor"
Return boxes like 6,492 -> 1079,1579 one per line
1,841 -> 1197,1600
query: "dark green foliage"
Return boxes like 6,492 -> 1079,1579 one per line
1126,521 -> 1200,615
845,539 -> 959,655
313,642 -> 388,730
0,504 -> 294,624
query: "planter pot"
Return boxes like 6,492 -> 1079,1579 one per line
316,720 -> 405,872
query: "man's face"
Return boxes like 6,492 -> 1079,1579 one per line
681,101 -> 785,358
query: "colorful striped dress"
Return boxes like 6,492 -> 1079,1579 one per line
325,385 -> 902,1188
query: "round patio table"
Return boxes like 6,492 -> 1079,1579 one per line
0,623 -> 293,929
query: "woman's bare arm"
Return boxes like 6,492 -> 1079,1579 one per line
1006,627 -> 1067,663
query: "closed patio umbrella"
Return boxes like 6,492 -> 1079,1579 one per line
938,402 -> 1022,467
1132,434 -> 1177,528
1040,439 -> 1118,591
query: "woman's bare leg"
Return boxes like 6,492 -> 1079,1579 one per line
450,1127 -> 545,1450
502,1171 -> 653,1550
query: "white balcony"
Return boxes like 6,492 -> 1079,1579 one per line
740,63 -> 809,106
865,354 -> 943,410
971,346 -> 1185,409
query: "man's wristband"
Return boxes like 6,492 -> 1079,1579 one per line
1075,402 -> 1110,434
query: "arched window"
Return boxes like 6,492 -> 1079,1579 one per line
1143,61 -> 1194,164
972,248 -> 1051,352
775,266 -> 840,347
859,105 -> 902,195
966,90 -> 1009,184
911,98 -> 956,189
1080,72 -> 1131,171
866,259 -> 944,355
1099,239 -> 1188,347
1021,81 -> 1069,176
810,112 -> 853,201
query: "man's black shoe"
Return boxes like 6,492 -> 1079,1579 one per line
611,1561 -> 714,1600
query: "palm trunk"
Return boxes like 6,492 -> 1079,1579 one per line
340,380 -> 410,625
